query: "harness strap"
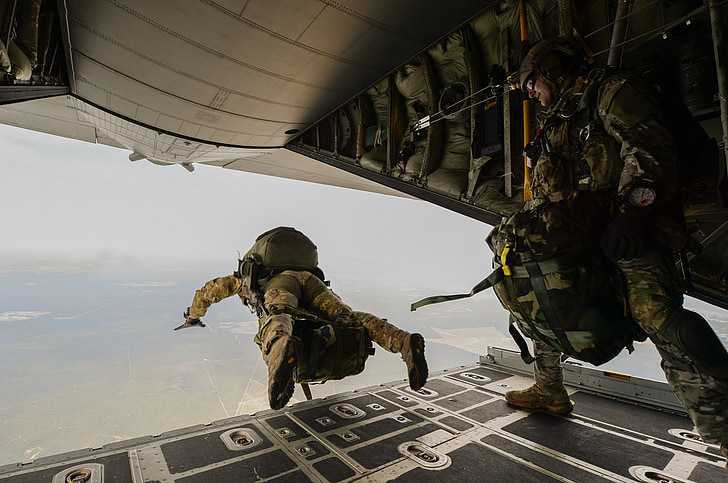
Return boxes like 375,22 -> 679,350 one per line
301,383 -> 313,400
523,261 -> 577,356
494,253 -> 583,278
307,328 -> 321,376
411,251 -> 583,312
410,268 -> 504,311
508,315 -> 535,364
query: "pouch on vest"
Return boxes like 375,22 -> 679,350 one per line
293,320 -> 375,384
412,212 -> 639,366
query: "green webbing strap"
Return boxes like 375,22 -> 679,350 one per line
307,330 -> 321,378
508,315 -> 535,364
495,253 -> 585,278
411,268 -> 504,311
301,383 -> 313,400
523,261 -> 577,356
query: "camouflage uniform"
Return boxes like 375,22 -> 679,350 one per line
187,269 -> 425,384
524,68 -> 728,445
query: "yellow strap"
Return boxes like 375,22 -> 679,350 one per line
501,245 -> 512,277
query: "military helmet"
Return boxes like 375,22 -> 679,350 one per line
244,227 -> 320,272
518,37 -> 588,93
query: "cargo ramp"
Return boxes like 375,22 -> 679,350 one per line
1,347 -> 725,483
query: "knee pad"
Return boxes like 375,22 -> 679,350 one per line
661,309 -> 728,379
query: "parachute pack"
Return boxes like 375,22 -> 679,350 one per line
291,313 -> 374,384
413,210 -> 644,366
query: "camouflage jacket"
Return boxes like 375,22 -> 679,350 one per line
187,275 -> 247,320
526,68 -> 687,252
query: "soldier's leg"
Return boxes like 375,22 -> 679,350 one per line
305,281 -> 428,390
257,272 -> 303,410
348,311 -> 409,353
619,252 -> 728,446
299,271 -> 404,350
534,340 -> 566,389
349,311 -> 429,391
506,340 -> 573,414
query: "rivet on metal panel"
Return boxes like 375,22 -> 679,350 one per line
297,445 -> 316,457
367,403 -> 385,411
52,463 -> 104,483
65,469 -> 92,483
397,442 -> 451,469
330,403 -> 366,419
315,416 -> 336,427
460,372 -> 490,382
630,465 -> 691,483
219,428 -> 262,452
341,431 -> 360,442
667,428 -> 713,446
411,388 -> 439,398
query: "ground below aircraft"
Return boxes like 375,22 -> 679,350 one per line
1,0 -> 727,481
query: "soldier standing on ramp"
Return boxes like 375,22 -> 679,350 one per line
412,37 -> 728,467
179,227 -> 428,410
508,38 -> 728,463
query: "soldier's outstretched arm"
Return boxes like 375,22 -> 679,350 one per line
186,275 -> 243,320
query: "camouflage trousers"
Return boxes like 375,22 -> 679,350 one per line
256,270 -> 410,358
533,251 -> 728,445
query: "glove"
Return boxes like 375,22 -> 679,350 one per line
600,213 -> 648,261
174,309 -> 206,331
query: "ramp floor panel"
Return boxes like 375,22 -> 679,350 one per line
1,362 -> 725,482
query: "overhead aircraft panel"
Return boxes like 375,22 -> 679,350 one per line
0,95 -> 405,197
219,149 -> 409,197
0,95 -> 123,149
62,0 -> 490,147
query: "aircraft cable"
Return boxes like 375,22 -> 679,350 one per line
591,4 -> 709,57
411,1 -> 719,133
412,2 -> 719,132
582,0 -> 663,40
411,83 -> 515,132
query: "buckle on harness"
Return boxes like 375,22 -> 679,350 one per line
501,245 -> 512,277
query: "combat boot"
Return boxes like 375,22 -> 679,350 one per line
265,335 -> 298,410
505,383 -> 574,415
400,333 -> 428,391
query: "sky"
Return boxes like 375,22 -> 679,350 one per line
0,122 -> 496,284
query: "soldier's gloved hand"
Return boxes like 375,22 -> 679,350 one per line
174,309 -> 207,331
600,213 -> 648,261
